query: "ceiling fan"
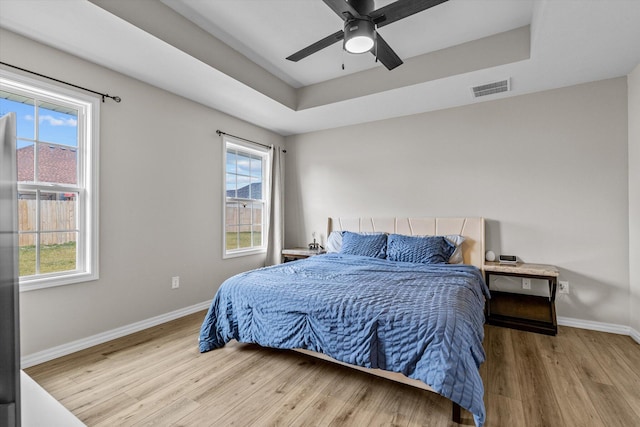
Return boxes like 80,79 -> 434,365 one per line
286,0 -> 449,71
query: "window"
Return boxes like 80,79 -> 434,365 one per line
223,136 -> 270,258
0,70 -> 99,291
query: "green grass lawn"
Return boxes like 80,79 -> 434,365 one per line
19,242 -> 76,276
226,231 -> 261,251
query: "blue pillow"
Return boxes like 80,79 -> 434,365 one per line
386,234 -> 455,264
339,232 -> 387,259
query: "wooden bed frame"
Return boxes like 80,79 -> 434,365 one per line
294,217 -> 486,424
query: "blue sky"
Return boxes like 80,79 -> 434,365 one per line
0,96 -> 78,148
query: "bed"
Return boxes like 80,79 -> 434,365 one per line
199,217 -> 488,426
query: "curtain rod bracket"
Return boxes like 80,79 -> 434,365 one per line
102,94 -> 121,103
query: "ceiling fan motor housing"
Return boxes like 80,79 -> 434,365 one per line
344,18 -> 375,53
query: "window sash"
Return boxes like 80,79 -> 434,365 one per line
224,200 -> 264,252
18,189 -> 82,278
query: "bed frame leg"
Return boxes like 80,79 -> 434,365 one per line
452,402 -> 461,424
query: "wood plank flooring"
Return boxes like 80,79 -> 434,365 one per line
25,311 -> 640,427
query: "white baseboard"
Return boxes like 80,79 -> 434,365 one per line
630,327 -> 640,345
557,316 -> 632,336
21,300 -> 211,369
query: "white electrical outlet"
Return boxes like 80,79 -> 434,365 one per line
171,276 -> 180,289
522,278 -> 531,290
559,280 -> 569,294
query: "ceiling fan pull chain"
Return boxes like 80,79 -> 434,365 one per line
374,26 -> 378,63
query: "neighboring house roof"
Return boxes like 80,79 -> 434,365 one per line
227,182 -> 262,200
17,145 -> 77,184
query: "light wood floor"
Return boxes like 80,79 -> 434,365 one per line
25,311 -> 640,427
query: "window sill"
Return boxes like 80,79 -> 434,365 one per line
19,271 -> 98,292
223,248 -> 267,259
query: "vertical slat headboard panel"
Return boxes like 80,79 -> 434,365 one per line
360,218 -> 375,232
372,218 -> 396,233
434,217 -> 468,236
396,218 -> 411,235
408,218 -> 437,235
328,217 -> 485,269
339,218 -> 360,232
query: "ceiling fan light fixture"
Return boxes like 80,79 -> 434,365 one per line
344,19 -> 375,54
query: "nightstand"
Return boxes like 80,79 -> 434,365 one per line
484,261 -> 560,335
281,248 -> 325,263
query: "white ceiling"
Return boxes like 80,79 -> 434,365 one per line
1,0 -> 640,136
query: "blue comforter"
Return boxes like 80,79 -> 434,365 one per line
199,253 -> 489,426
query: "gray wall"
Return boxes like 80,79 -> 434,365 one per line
629,64 -> 640,335
0,29 -> 284,356
285,78 -> 630,326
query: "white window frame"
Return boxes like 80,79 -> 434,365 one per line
222,136 -> 270,259
1,70 -> 100,291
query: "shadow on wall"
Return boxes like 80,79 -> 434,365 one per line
484,218 -> 502,258
554,268 -> 624,324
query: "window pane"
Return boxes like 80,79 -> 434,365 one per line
18,190 -> 36,232
252,203 -> 263,225
39,232 -> 77,274
225,202 -> 239,225
239,203 -> 251,226
17,141 -> 35,183
226,173 -> 236,198
249,176 -> 262,200
40,192 -> 77,231
236,175 -> 250,198
238,224 -> 252,249
37,101 -> 78,147
226,226 -> 239,251
0,91 -> 35,140
37,144 -> 77,184
226,150 -> 237,174
253,225 -> 262,247
236,152 -> 251,176
18,234 -> 36,277
250,155 -> 262,177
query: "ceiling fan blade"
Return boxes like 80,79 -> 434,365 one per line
372,0 -> 449,28
322,0 -> 362,20
286,30 -> 345,62
373,33 -> 403,70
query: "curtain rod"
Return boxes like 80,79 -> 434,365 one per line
0,61 -> 121,103
216,129 -> 280,151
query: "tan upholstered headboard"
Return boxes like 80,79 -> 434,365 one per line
327,217 -> 485,270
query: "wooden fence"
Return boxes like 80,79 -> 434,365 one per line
18,200 -> 76,246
